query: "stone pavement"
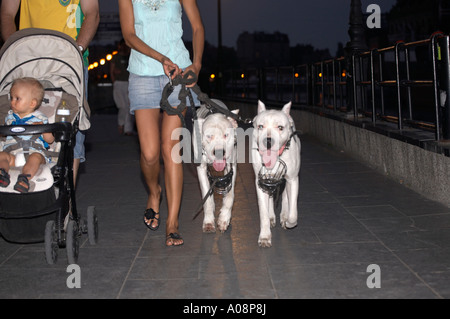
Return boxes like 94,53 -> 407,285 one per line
1,113 -> 450,300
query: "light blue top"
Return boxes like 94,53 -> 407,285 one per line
128,0 -> 192,76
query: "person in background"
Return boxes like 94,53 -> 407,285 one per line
119,0 -> 204,246
110,38 -> 134,136
1,0 -> 100,188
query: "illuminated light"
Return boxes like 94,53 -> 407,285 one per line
342,70 -> 347,77
106,54 -> 113,61
241,73 -> 245,79
112,50 -> 118,55
103,74 -> 108,79
294,73 -> 299,78
210,73 -> 216,79
318,72 -> 323,78
100,59 -> 106,65
93,62 -> 99,68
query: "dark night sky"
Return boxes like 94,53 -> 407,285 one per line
100,0 -> 397,54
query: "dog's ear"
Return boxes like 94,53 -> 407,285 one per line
282,101 -> 292,115
228,109 -> 240,128
257,100 -> 266,114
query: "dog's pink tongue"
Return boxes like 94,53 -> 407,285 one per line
213,159 -> 226,172
262,150 -> 277,169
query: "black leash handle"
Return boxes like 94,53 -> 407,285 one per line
160,71 -> 197,127
160,70 -> 252,127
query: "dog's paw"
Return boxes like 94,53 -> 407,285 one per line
202,223 -> 216,233
281,214 -> 297,229
217,219 -> 230,233
258,237 -> 272,248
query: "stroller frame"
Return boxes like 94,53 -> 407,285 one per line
0,29 -> 98,264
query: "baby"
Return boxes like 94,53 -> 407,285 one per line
0,77 -> 54,193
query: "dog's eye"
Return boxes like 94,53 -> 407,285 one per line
278,126 -> 284,131
224,133 -> 229,138
258,125 -> 263,130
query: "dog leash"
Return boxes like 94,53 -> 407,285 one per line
192,179 -> 216,220
160,70 -> 252,127
160,70 -> 195,128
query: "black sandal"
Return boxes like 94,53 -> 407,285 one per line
0,168 -> 10,188
14,174 -> 31,193
166,233 -> 184,247
143,208 -> 160,231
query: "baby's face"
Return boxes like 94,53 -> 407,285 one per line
10,84 -> 37,117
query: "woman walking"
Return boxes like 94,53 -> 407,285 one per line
119,0 -> 204,246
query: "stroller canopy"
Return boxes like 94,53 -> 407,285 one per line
0,28 -> 90,129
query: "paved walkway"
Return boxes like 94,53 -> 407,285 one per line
1,113 -> 450,299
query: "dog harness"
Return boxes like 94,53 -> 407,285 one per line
207,164 -> 234,195
192,163 -> 234,221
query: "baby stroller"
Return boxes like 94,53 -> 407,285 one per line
0,28 -> 98,264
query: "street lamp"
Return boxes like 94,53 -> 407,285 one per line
346,0 -> 367,52
218,0 -> 222,52
217,0 -> 223,95
345,0 -> 367,115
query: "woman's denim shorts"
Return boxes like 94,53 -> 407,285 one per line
129,72 -> 200,114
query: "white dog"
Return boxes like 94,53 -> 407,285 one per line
251,100 -> 301,247
193,100 -> 239,233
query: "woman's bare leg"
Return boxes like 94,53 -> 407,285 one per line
160,111 -> 185,246
135,109 -> 162,229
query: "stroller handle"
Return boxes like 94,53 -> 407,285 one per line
0,122 -> 73,142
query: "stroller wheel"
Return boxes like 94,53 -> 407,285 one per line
45,220 -> 58,265
87,206 -> 98,245
66,220 -> 79,264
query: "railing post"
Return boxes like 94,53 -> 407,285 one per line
332,60 -> 337,111
395,42 -> 404,131
438,36 -> 450,141
370,49 -> 376,124
306,64 -> 312,106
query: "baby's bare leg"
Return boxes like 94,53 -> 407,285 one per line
0,151 -> 14,172
22,153 -> 46,179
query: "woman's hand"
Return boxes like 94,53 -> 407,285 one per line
183,62 -> 201,87
161,57 -> 181,80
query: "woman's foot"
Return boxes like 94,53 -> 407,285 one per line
143,186 -> 162,230
143,208 -> 160,231
166,232 -> 184,246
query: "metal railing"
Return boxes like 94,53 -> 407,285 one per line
219,34 -> 450,142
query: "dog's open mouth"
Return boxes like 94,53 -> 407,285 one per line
213,158 -> 226,172
260,149 -> 278,169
